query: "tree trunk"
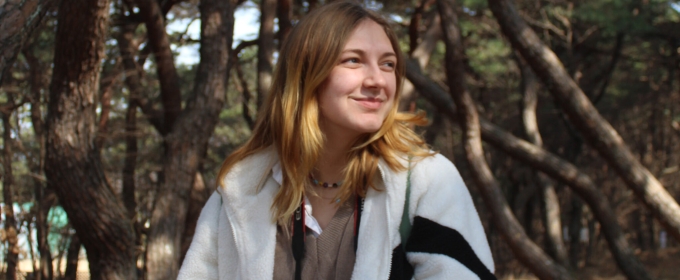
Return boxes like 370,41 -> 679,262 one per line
180,172 -> 212,264
408,0 -> 434,55
307,0 -> 318,11
518,56 -> 570,268
95,65 -> 119,150
488,0 -> 680,242
123,98 -> 138,218
115,22 -> 166,133
0,0 -> 57,84
122,99 -> 140,270
277,0 -> 293,44
34,193 -> 55,280
424,113 -> 443,145
405,59 -> 653,280
568,198 -> 583,268
232,58 -> 255,129
25,46 -> 54,280
45,1 -> 137,279
144,0 -> 236,278
400,9 -> 440,112
590,33 -> 623,104
257,0 -> 276,109
62,233 -> 81,280
436,1 -> 572,278
136,0 -> 182,133
511,182 -> 536,235
2,102 -> 19,280
116,25 -> 144,270
408,0 -> 439,67
26,216 -> 39,276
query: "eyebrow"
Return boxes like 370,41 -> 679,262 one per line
342,49 -> 397,59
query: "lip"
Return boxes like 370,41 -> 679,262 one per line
351,97 -> 383,110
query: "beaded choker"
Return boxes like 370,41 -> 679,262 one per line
309,174 -> 343,188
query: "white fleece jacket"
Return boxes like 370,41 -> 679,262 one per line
178,147 -> 494,279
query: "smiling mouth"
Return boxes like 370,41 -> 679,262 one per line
352,97 -> 383,109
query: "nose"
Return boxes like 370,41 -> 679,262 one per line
363,63 -> 387,90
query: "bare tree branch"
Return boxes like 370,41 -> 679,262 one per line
406,59 -> 652,280
137,0 -> 183,132
437,1 -> 573,278
488,0 -> 680,246
517,55 -> 570,268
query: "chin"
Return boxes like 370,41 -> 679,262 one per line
353,123 -> 384,135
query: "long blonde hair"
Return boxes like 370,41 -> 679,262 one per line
217,1 -> 434,226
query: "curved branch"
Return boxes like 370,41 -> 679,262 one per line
406,59 -> 652,280
488,0 -> 680,246
436,1 -> 572,278
517,55 -> 570,268
592,33 -> 624,104
116,23 -> 167,134
137,0 -> 182,131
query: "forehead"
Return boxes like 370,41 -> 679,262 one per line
342,20 -> 394,52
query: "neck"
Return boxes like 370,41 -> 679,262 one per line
313,142 -> 350,183
313,125 -> 358,183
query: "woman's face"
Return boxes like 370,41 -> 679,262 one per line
317,19 -> 397,139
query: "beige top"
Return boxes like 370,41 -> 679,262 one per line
273,198 -> 357,280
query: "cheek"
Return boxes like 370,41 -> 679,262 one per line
387,74 -> 397,98
385,80 -> 397,115
321,76 -> 349,99
317,88 -> 343,118
382,99 -> 395,119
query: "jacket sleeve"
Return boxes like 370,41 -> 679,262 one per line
177,192 -> 222,280
405,154 -> 496,280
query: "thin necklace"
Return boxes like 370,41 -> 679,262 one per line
309,174 -> 343,188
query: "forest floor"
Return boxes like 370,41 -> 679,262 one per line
498,247 -> 680,279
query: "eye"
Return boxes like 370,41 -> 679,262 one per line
381,60 -> 396,71
342,57 -> 360,64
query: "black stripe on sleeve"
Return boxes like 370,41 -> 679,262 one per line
405,216 -> 496,280
388,244 -> 414,280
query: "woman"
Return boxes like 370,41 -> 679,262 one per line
178,1 -> 495,279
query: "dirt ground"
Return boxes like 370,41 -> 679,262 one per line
497,248 -> 680,280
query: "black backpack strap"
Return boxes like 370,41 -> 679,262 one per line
292,200 -> 305,280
